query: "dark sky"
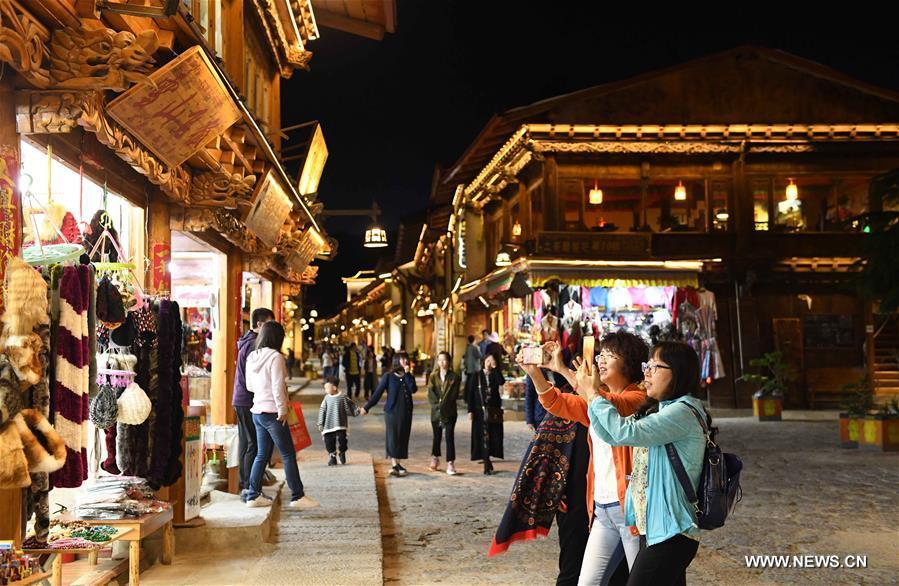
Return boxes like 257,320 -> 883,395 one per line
281,2 -> 899,317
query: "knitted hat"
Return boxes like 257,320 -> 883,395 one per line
117,382 -> 151,425
96,276 -> 125,330
13,409 -> 66,474
0,420 -> 30,488
2,257 -> 49,337
89,384 -> 118,429
110,313 -> 137,348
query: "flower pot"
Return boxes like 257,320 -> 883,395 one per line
752,396 -> 782,421
838,412 -> 860,448
860,414 -> 899,452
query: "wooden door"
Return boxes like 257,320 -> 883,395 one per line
773,318 -> 806,408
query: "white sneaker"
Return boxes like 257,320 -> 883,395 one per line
446,462 -> 457,476
289,496 -> 320,509
246,497 -> 270,508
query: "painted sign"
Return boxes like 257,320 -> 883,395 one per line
245,170 -> 292,247
107,46 -> 241,168
151,241 -> 171,294
296,124 -> 328,196
183,416 -> 202,521
286,227 -> 324,275
536,231 -> 651,259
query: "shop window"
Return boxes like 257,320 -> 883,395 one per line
243,30 -> 271,132
709,180 -> 730,231
20,140 -> 136,259
582,179 -> 641,232
644,179 -> 705,232
750,178 -> 771,231
771,176 -> 869,233
183,0 -> 223,57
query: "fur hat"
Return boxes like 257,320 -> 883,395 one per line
2,257 -> 49,337
4,333 -> 44,387
0,420 -> 29,488
96,276 -> 125,330
110,313 -> 137,348
89,384 -> 119,430
0,354 -> 24,425
117,382 -> 151,425
12,409 -> 66,474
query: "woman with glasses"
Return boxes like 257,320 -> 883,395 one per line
517,331 -> 647,585
578,341 -> 708,586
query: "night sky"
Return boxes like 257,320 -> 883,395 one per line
281,3 -> 899,317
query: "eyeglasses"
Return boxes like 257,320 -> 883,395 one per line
594,352 -> 619,365
641,361 -> 671,375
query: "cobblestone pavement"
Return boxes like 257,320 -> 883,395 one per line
337,391 -> 899,586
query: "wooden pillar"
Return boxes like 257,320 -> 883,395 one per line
0,77 -> 24,545
222,0 -> 245,90
212,248 -> 242,425
544,156 -> 559,230
147,198 -> 171,295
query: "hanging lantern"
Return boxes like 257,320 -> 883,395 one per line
310,309 -> 318,317
588,181 -> 603,205
674,180 -> 687,201
512,221 -> 522,237
785,179 -> 799,202
715,209 -> 730,221
495,251 -> 511,266
364,225 -> 388,248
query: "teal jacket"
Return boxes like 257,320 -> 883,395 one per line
588,394 -> 707,546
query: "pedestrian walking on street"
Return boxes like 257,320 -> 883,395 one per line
468,353 -> 504,474
232,307 -> 274,495
343,343 -> 363,399
462,335 -> 482,408
582,341 -> 708,586
322,347 -> 335,380
317,376 -> 358,466
245,321 -> 319,510
360,351 -> 418,476
427,351 -> 461,475
363,344 -> 377,400
521,333 -> 648,585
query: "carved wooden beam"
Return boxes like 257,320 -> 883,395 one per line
15,90 -> 82,133
0,0 -> 51,87
189,171 -> 256,208
49,26 -> 158,91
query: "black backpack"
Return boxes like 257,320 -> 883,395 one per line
665,402 -> 743,530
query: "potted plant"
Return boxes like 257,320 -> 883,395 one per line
862,398 -> 899,452
738,351 -> 794,421
838,379 -> 873,449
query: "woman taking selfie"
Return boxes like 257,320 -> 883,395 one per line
581,341 -> 707,586
518,332 -> 647,585
360,351 -> 417,477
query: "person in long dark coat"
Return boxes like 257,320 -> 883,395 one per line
468,354 -> 505,474
360,352 -> 417,477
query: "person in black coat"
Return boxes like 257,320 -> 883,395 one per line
468,354 -> 505,474
360,352 -> 417,477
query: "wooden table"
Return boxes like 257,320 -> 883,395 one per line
57,510 -> 174,586
7,570 -> 51,586
24,527 -> 133,586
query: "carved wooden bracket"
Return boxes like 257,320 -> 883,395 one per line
189,172 -> 256,208
0,0 -> 51,87
15,90 -> 83,133
49,27 -> 158,91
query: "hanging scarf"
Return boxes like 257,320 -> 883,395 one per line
488,412 -> 578,557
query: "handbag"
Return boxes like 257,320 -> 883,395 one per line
287,402 -> 312,452
665,402 -> 742,530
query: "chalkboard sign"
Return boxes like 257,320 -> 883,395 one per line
802,314 -> 856,348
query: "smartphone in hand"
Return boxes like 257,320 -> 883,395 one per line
521,346 -> 544,365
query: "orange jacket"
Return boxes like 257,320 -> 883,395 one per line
538,383 -> 646,530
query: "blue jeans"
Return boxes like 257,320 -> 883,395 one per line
578,502 -> 641,585
247,413 -> 305,502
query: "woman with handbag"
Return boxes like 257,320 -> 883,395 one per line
245,321 -> 319,510
469,354 -> 504,474
580,341 -> 708,586
359,352 -> 417,477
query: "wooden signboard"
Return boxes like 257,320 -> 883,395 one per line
297,124 -> 328,196
244,170 -> 293,247
536,231 -> 651,259
287,227 -> 325,274
107,46 -> 241,168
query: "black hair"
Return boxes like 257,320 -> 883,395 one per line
251,307 -> 275,329
324,376 -> 339,386
256,321 -> 285,352
393,351 -> 410,372
599,331 -> 649,384
437,351 -> 451,361
482,329 -> 489,336
636,341 -> 701,418
468,335 -> 475,343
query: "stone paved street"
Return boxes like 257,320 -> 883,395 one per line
339,389 -> 899,585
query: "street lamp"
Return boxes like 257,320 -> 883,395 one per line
320,202 -> 389,249
310,309 -> 318,318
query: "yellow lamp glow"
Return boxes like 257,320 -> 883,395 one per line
785,179 -> 799,202
495,251 -> 511,266
588,181 -> 603,205
674,181 -> 687,201
512,221 -> 522,237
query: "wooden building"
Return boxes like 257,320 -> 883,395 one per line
413,46 -> 899,409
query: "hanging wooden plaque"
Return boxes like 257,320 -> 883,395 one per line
107,46 -> 241,168
286,227 -> 324,274
245,169 -> 292,247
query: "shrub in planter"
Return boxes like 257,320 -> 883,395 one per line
738,352 -> 794,421
838,379 -> 873,449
